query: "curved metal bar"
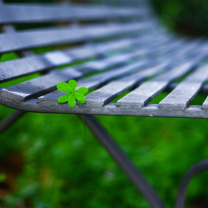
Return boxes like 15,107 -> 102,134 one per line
0,110 -> 26,134
175,159 -> 208,208
78,114 -> 165,208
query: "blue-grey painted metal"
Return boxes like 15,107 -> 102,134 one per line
0,110 -> 26,134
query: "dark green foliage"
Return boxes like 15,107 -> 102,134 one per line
153,0 -> 208,37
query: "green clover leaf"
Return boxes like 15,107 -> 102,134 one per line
68,79 -> 77,92
57,82 -> 72,93
58,94 -> 70,103
75,93 -> 86,104
68,94 -> 76,108
57,80 -> 88,108
75,87 -> 88,94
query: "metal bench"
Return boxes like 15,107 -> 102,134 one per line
0,0 -> 208,207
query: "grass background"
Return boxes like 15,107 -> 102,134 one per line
1,0 -> 208,207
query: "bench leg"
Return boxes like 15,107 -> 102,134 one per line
78,114 -> 165,208
0,110 -> 26,134
175,159 -> 208,208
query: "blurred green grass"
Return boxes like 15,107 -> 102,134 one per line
1,98 -> 208,208
1,0 -> 208,208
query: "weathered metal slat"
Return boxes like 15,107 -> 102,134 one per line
82,63 -> 168,107
0,26 -> 164,82
0,50 -> 77,83
0,35 -> 199,106
159,63 -> 208,110
0,4 -> 147,24
36,60 -> 150,106
90,33 -> 169,56
0,40 -> 137,82
0,30 -> 168,84
47,29 -> 169,59
0,68 -> 82,103
71,7 -> 148,20
0,49 -> 149,103
158,39 -> 203,59
0,51 -> 72,83
0,35 -> 149,82
117,55 -> 205,109
0,30 -> 180,83
84,22 -> 153,39
79,50 -> 147,71
84,41 -> 204,108
0,22 -> 151,53
65,39 -> 139,60
0,40 -> 148,83
66,38 -> 141,60
37,42 -> 196,108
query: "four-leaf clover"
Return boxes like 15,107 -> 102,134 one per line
57,80 -> 88,108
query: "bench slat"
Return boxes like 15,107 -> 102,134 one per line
71,61 -> 148,91
0,36 -> 190,101
64,31 -> 167,58
0,50 -> 147,102
0,43 -> 147,83
159,63 -> 208,110
0,51 -> 72,83
79,50 -> 146,71
0,68 -> 82,103
0,23 -> 151,53
0,4 -> 147,24
36,42 -> 193,107
82,63 -> 168,107
0,33 -> 169,83
81,40 -> 200,107
37,60 -> 149,105
117,55 -> 203,109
